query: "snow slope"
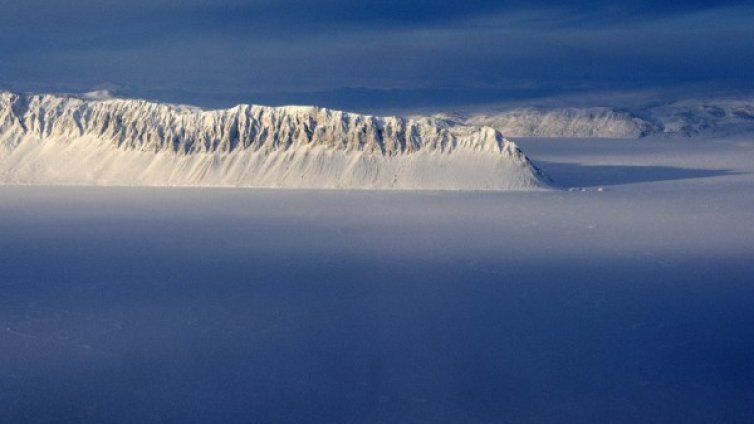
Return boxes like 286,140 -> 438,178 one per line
0,92 -> 542,190
450,99 -> 754,138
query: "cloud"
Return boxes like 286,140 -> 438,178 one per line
1,1 -> 752,111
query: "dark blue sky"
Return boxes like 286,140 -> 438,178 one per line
1,0 -> 752,112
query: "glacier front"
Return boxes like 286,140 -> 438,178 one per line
0,92 -> 543,190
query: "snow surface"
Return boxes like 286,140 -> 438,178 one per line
0,92 -> 541,190
1,135 -> 753,423
446,99 -> 754,138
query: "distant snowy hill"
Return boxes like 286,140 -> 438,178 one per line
645,100 -> 754,137
463,107 -> 656,138
437,99 -> 754,138
0,92 -> 543,190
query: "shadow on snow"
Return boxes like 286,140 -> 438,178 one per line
535,161 -> 738,188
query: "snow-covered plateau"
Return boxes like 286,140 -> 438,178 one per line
0,92 -> 542,190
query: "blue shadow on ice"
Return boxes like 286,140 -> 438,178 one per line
1,187 -> 753,424
535,161 -> 737,188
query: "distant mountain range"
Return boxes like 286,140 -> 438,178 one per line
430,99 -> 754,138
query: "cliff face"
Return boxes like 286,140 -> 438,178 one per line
0,92 -> 543,190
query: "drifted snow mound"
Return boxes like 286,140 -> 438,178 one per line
0,92 -> 543,190
461,107 -> 656,138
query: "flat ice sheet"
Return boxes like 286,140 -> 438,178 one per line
1,136 -> 753,423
